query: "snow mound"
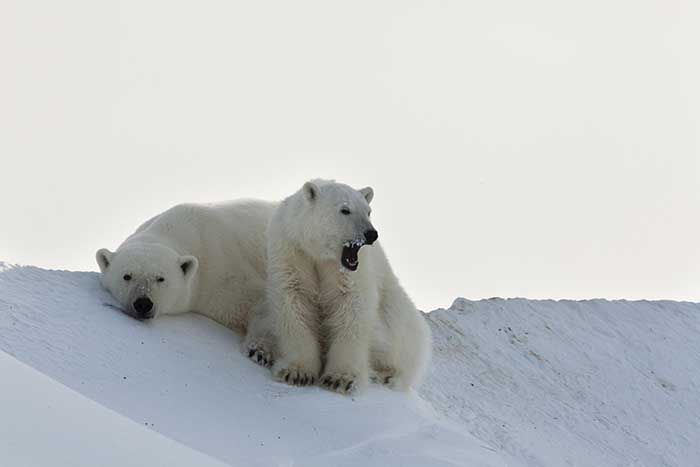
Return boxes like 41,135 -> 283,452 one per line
0,351 -> 227,467
425,297 -> 700,467
1,263 -> 698,466
0,264 -> 507,467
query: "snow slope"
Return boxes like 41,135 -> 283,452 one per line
425,298 -> 700,467
1,262 -> 698,466
0,263 -> 509,467
0,351 -> 227,467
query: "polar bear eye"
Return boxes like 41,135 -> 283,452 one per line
340,207 -> 351,215
157,277 -> 165,283
123,274 -> 132,281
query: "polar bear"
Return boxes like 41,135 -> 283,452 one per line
245,179 -> 432,394
96,200 -> 275,334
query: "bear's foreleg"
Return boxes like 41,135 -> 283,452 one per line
243,302 -> 277,368
320,295 -> 371,395
269,285 -> 322,387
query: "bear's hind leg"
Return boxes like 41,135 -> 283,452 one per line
371,284 -> 432,391
370,366 -> 397,386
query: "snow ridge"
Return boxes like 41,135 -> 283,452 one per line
0,264 -> 508,467
426,297 -> 700,467
1,263 -> 698,466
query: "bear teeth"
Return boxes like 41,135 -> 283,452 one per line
341,243 -> 362,271
343,238 -> 366,248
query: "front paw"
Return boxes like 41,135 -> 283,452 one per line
273,364 -> 318,387
320,372 -> 359,395
247,346 -> 274,368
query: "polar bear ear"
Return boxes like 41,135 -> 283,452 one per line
96,248 -> 113,273
303,181 -> 319,202
178,255 -> 199,279
359,186 -> 374,204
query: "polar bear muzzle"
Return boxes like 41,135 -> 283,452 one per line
364,229 -> 378,245
132,296 -> 155,320
341,241 -> 362,271
341,229 -> 378,271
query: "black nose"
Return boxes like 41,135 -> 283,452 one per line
364,229 -> 378,245
133,297 -> 153,315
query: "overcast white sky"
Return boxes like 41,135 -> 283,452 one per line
1,1 -> 698,311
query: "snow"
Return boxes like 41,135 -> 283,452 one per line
425,298 -> 700,467
1,262 -> 698,466
0,263 -> 508,467
0,352 -> 227,467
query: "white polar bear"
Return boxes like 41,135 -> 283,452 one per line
96,200 -> 275,334
245,179 -> 432,394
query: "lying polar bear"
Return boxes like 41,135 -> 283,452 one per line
96,200 -> 275,334
245,179 -> 432,394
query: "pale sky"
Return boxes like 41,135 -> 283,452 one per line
1,1 -> 698,311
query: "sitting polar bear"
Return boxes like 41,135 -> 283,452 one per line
96,200 -> 275,334
245,179 -> 432,394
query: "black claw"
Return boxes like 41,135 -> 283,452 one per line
345,381 -> 353,391
333,381 -> 340,390
384,376 -> 391,384
285,373 -> 290,382
248,349 -> 255,358
310,377 -> 315,384
257,354 -> 262,363
293,376 -> 299,385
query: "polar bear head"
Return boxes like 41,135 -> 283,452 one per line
96,244 -> 199,320
290,179 -> 378,271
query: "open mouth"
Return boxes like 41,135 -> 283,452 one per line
341,239 -> 365,271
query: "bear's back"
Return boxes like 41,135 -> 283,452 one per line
130,200 -> 276,255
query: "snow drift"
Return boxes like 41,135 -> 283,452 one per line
425,298 -> 700,466
1,262 -> 698,466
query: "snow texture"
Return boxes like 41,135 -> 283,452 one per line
0,263 -> 507,467
0,351 -> 227,467
1,262 -> 698,466
425,298 -> 700,467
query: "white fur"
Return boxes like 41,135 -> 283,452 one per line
97,200 -> 275,334
245,180 -> 432,394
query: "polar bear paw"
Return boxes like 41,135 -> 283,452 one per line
247,346 -> 274,368
370,368 -> 396,387
274,366 -> 317,387
320,372 -> 358,395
